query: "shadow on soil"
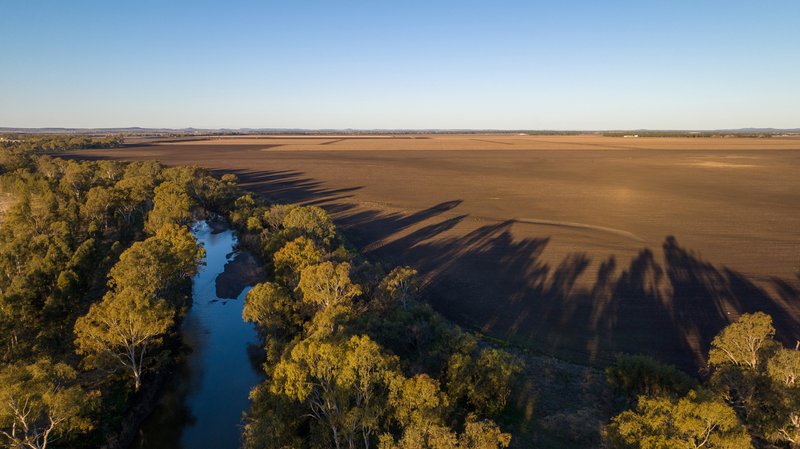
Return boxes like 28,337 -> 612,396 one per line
66,153 -> 800,374
221,168 -> 800,373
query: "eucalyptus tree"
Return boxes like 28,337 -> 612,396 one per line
609,390 -> 751,449
297,262 -> 362,336
74,288 -> 174,392
144,180 -> 194,234
0,360 -> 95,449
271,335 -> 399,449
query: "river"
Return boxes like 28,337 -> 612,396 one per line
133,221 -> 263,449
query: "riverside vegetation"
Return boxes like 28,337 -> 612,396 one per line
0,137 -> 238,448
229,198 -> 522,449
0,135 -> 798,449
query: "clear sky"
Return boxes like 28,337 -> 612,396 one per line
1,1 -> 798,130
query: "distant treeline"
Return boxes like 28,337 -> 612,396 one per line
0,134 -> 122,153
602,131 -> 777,138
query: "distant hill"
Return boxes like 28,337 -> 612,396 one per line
1,127 -> 798,135
716,128 -> 800,133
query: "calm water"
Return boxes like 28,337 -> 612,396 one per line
133,222 -> 262,449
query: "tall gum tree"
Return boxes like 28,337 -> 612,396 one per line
0,360 -> 95,449
74,288 -> 174,391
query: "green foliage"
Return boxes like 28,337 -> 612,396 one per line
59,160 -> 95,201
75,219 -> 201,393
767,347 -> 800,387
81,186 -> 120,229
378,266 -> 420,308
107,226 -> 203,299
388,374 -> 448,427
271,335 -> 399,449
155,223 -> 206,278
706,317 -> 800,447
297,262 -> 362,337
608,312 -> 800,448
1,134 -> 121,154
241,205 -> 520,448
0,359 -> 97,449
243,282 -> 299,330
273,236 -> 324,286
281,205 -> 337,246
74,288 -> 175,391
609,390 -> 752,449
242,382 -> 304,449
0,165 -> 107,358
606,354 -> 695,402
243,282 -> 308,365
144,180 -> 195,233
0,135 -> 120,174
0,153 -> 239,445
708,312 -> 776,370
297,261 -> 362,310
115,161 -> 161,207
446,348 -> 523,417
264,204 -> 298,230
359,300 -> 473,376
197,172 -> 239,212
378,414 -> 512,449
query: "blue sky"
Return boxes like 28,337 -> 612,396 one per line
1,1 -> 798,129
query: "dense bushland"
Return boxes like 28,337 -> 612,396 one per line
231,199 -> 523,449
607,312 -> 800,449
1,134 -> 122,153
0,135 -> 122,172
0,144 -> 238,448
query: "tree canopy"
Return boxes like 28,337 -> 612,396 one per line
231,202 -> 519,449
0,359 -> 96,449
610,390 -> 752,449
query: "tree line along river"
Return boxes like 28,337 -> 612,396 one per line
133,221 -> 262,449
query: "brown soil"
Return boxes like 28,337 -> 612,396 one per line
65,135 -> 800,371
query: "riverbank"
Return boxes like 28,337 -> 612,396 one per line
216,251 -> 265,299
96,274 -> 193,449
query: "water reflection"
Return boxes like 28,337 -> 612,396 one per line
134,222 -> 262,449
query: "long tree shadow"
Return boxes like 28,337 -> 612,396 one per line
57,158 -> 800,373
392,221 -> 799,371
223,168 -> 800,373
216,168 -> 364,212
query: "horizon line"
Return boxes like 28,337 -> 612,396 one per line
2,126 -> 799,133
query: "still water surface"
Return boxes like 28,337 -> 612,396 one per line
133,222 -> 262,449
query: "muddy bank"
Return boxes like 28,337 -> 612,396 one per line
215,250 -> 265,299
207,219 -> 228,234
101,365 -> 173,449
